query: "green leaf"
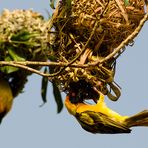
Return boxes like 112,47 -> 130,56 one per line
0,47 -> 25,74
11,31 -> 30,41
41,68 -> 48,104
124,0 -> 129,6
0,56 -> 18,73
107,83 -> 121,101
50,0 -> 55,9
49,65 -> 63,113
52,80 -> 63,113
11,30 -> 37,42
66,0 -> 72,9
48,55 -> 57,61
8,48 -> 25,61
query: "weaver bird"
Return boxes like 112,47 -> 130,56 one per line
0,77 -> 13,123
65,93 -> 148,134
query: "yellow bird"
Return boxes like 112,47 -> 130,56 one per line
65,93 -> 148,134
0,76 -> 13,123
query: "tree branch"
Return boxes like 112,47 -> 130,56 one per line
0,13 -> 147,78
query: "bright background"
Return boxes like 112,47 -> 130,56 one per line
0,1 -> 148,148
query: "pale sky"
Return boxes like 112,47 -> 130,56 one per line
0,1 -> 148,148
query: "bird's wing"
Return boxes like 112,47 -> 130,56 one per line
76,111 -> 131,134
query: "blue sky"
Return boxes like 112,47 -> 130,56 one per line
0,1 -> 148,148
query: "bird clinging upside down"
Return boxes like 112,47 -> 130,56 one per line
0,77 -> 13,123
65,93 -> 148,134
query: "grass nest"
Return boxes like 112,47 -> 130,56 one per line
50,0 -> 146,101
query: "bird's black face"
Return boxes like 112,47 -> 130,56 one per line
68,80 -> 99,104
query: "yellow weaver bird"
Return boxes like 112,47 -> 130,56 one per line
65,93 -> 148,134
0,77 -> 13,123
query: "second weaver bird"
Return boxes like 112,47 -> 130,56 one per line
65,93 -> 148,134
0,76 -> 13,123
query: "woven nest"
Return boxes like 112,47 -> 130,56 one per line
50,0 -> 146,100
72,0 -> 145,50
0,9 -> 50,97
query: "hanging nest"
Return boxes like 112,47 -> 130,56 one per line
0,9 -> 50,97
70,0 -> 145,51
49,0 -> 146,101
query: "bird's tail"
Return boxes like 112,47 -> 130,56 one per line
125,110 -> 148,127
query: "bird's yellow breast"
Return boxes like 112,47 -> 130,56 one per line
76,102 -> 128,123
65,95 -> 128,123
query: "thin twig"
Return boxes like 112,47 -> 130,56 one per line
0,62 -> 50,77
12,61 -> 64,66
0,60 -> 88,70
0,60 -> 89,67
0,60 -> 112,80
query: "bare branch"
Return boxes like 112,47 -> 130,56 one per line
0,13 -> 147,79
